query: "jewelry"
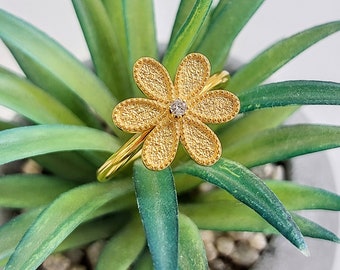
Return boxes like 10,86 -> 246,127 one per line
97,53 -> 240,181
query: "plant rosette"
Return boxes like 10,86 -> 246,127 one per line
1,1 -> 340,270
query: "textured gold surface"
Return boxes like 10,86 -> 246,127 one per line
134,57 -> 174,102
109,53 -> 240,171
181,116 -> 221,165
142,116 -> 180,170
190,90 -> 240,123
112,98 -> 165,132
175,53 -> 210,99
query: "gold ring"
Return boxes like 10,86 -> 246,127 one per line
97,53 -> 240,181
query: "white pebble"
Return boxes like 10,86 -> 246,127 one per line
205,242 -> 218,261
216,236 -> 235,256
249,233 -> 267,250
230,242 -> 260,266
228,231 -> 253,241
42,254 -> 71,270
200,230 -> 216,243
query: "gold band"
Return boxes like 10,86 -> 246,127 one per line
200,70 -> 230,94
97,130 -> 151,182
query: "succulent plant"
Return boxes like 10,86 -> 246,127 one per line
1,1 -> 340,269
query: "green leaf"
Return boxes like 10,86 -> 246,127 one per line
162,0 -> 212,78
0,174 -> 76,208
72,0 -> 132,100
89,192 -> 136,219
0,68 -> 84,125
194,0 -> 264,72
102,0 -> 128,63
133,250 -> 154,270
228,21 -> 340,93
223,124 -> 340,167
221,80 -> 340,143
123,0 -> 158,97
199,180 -> 340,211
179,202 -> 339,243
0,208 -> 43,265
33,152 -> 97,182
211,19 -> 340,148
0,191 -> 136,266
97,214 -> 146,270
0,120 -> 16,131
267,180 -> 340,211
0,9 -> 118,132
5,179 -> 133,270
291,213 -> 340,243
133,160 -> 178,270
217,107 -> 297,147
178,214 -> 208,270
123,1 -> 157,63
0,125 -> 120,166
56,214 -> 127,253
239,80 -> 340,113
0,191 -> 134,266
168,0 -> 197,46
175,159 -> 308,254
124,0 -> 158,62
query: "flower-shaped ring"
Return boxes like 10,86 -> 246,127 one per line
97,53 -> 240,181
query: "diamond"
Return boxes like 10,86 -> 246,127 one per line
169,98 -> 187,117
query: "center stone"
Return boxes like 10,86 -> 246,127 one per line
169,98 -> 187,117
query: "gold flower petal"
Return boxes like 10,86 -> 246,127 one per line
142,116 -> 180,170
133,57 -> 175,102
189,90 -> 240,123
112,98 -> 165,133
181,116 -> 221,166
175,53 -> 210,100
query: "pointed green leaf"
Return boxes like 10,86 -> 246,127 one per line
194,0 -> 264,72
56,215 -> 127,253
72,0 -> 132,100
0,9 -> 118,131
178,214 -> 208,270
0,174 -> 76,208
123,0 -> 158,97
239,81 -> 340,113
102,0 -> 128,63
221,80 -> 340,145
0,125 -> 120,166
133,160 -> 178,270
33,152 -> 97,182
5,179 -> 133,270
162,0 -> 212,77
228,21 -> 340,93
169,0 -> 197,45
97,214 -> 146,270
0,68 -> 84,125
0,208 -> 43,265
2,43 -> 101,130
0,120 -> 15,131
291,213 -> 340,243
199,180 -> 340,211
267,180 -> 340,211
217,107 -> 297,147
175,159 -> 308,253
223,124 -> 340,167
123,0 -> 158,63
0,191 -> 134,266
133,250 -> 154,270
179,202 -> 339,243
